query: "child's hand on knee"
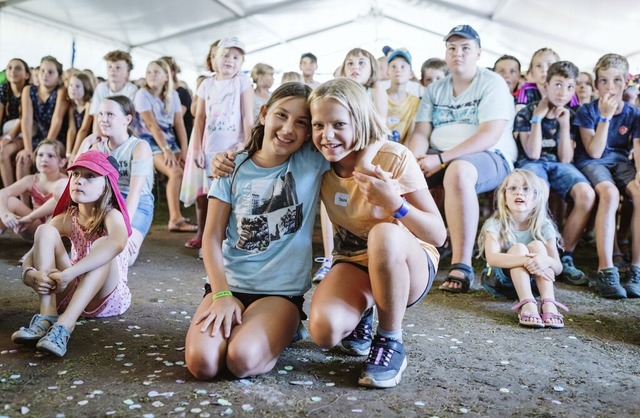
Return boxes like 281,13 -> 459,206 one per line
32,270 -> 58,295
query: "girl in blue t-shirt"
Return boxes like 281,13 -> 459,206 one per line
478,169 -> 567,329
185,82 -> 327,380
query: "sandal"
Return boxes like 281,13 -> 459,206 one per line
540,298 -> 569,329
439,263 -> 474,293
12,314 -> 59,344
511,298 -> 544,328
168,219 -> 198,233
184,236 -> 202,249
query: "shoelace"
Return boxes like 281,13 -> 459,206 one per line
46,326 -> 69,349
366,341 -> 395,366
348,322 -> 372,341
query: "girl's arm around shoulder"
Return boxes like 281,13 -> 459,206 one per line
61,209 -> 128,282
240,87 -> 254,142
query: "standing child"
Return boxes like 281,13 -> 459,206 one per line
299,52 -> 320,89
0,139 -> 67,241
135,59 -> 193,233
89,50 -> 138,134
185,82 -> 327,380
250,63 -> 274,122
308,78 -> 446,388
12,150 -> 131,357
513,61 -> 595,285
573,53 -> 640,299
385,48 -> 420,144
181,37 -> 254,250
79,96 -> 154,266
17,56 -> 69,181
66,72 -> 94,160
478,169 -> 567,328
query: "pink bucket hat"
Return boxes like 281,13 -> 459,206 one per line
54,150 -> 132,236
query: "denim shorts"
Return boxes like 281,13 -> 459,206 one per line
203,283 -> 307,320
139,133 -> 181,156
579,154 -> 636,192
427,150 -> 511,194
122,192 -> 155,237
333,248 -> 436,308
517,157 -> 590,201
480,266 -> 539,300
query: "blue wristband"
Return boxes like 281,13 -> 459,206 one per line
530,115 -> 543,124
392,198 -> 410,219
598,115 -> 610,124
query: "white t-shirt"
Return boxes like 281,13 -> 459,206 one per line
89,82 -> 138,115
415,67 -> 517,165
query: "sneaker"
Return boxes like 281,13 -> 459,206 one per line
312,257 -> 332,283
340,307 -> 374,356
198,248 -> 203,260
358,335 -> 407,388
624,265 -> 640,298
36,324 -> 72,357
291,321 -> 310,343
595,269 -> 627,299
11,314 -> 59,345
558,255 -> 588,286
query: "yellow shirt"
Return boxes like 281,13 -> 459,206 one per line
387,93 -> 420,144
321,141 -> 439,269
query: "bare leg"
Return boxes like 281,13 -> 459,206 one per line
0,141 -> 22,187
594,182 -> 618,270
563,183 -> 596,251
154,154 -> 188,226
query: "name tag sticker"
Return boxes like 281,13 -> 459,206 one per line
334,192 -> 349,207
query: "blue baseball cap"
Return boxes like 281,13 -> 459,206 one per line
382,45 -> 393,56
443,25 -> 481,47
387,48 -> 412,66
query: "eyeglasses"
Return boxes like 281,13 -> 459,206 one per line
506,186 -> 532,194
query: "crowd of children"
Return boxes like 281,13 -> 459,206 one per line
2,24 -> 640,389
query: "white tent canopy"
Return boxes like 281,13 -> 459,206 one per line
2,0 -> 640,89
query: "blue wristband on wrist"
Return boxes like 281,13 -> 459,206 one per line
530,116 -> 543,124
392,198 -> 410,219
598,115 -> 610,124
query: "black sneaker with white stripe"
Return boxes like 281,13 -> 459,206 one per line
357,335 -> 407,388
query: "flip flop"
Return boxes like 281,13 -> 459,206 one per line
168,220 -> 198,233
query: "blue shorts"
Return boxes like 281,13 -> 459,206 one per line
333,248 -> 436,308
203,283 -> 306,320
480,266 -> 539,300
122,192 -> 155,237
516,156 -> 590,201
579,154 -> 636,193
427,150 -> 511,194
139,133 -> 181,156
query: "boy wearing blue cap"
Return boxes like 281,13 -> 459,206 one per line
386,48 -> 420,144
408,24 -> 517,293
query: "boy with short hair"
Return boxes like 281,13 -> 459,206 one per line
90,50 -> 138,132
513,61 -> 595,286
386,48 -> 420,144
299,52 -> 320,89
419,58 -> 449,93
573,53 -> 640,299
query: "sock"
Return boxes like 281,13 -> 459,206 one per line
560,250 -> 573,259
377,326 -> 402,342
600,267 -> 617,273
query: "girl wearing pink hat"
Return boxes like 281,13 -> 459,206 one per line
12,150 -> 132,357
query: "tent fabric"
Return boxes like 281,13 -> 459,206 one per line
1,0 -> 640,87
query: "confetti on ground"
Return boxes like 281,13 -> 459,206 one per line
415,401 -> 425,406
500,361 -> 510,365
284,365 -> 293,370
290,381 -> 313,385
460,407 -> 469,413
311,396 -> 322,402
554,386 -> 565,392
217,398 -> 232,406
242,404 -> 254,411
352,409 -> 363,413
499,388 -> 510,393
77,400 -> 88,406
21,407 -> 29,414
552,400 -> 562,405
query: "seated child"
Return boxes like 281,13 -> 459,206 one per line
573,53 -> 640,299
513,61 -> 596,286
478,169 -> 567,328
12,150 -> 132,357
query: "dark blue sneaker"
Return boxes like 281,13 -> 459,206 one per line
358,335 -> 407,388
595,268 -> 627,299
340,307 -> 374,356
558,255 -> 588,286
624,265 -> 640,298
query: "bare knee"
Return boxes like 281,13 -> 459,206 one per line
527,240 -> 547,254
34,223 -> 60,241
226,343 -> 269,378
186,351 -> 221,381
571,183 -> 595,210
507,243 -> 528,255
309,312 -> 343,348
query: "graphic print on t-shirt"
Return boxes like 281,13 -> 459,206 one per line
235,172 -> 302,253
432,99 -> 480,128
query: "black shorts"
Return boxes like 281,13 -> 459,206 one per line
203,283 -> 307,320
333,248 -> 436,308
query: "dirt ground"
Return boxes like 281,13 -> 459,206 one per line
1,204 -> 640,418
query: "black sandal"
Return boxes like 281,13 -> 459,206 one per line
439,263 -> 475,293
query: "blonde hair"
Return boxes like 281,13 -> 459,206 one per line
214,46 -> 244,76
308,78 -> 388,151
281,71 -> 302,83
143,60 -> 174,114
477,169 -> 560,256
251,63 -> 274,83
594,53 -> 629,83
527,48 -> 559,75
339,48 -> 379,88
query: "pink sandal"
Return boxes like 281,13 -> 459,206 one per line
511,298 -> 544,328
184,237 -> 202,249
540,298 -> 569,329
